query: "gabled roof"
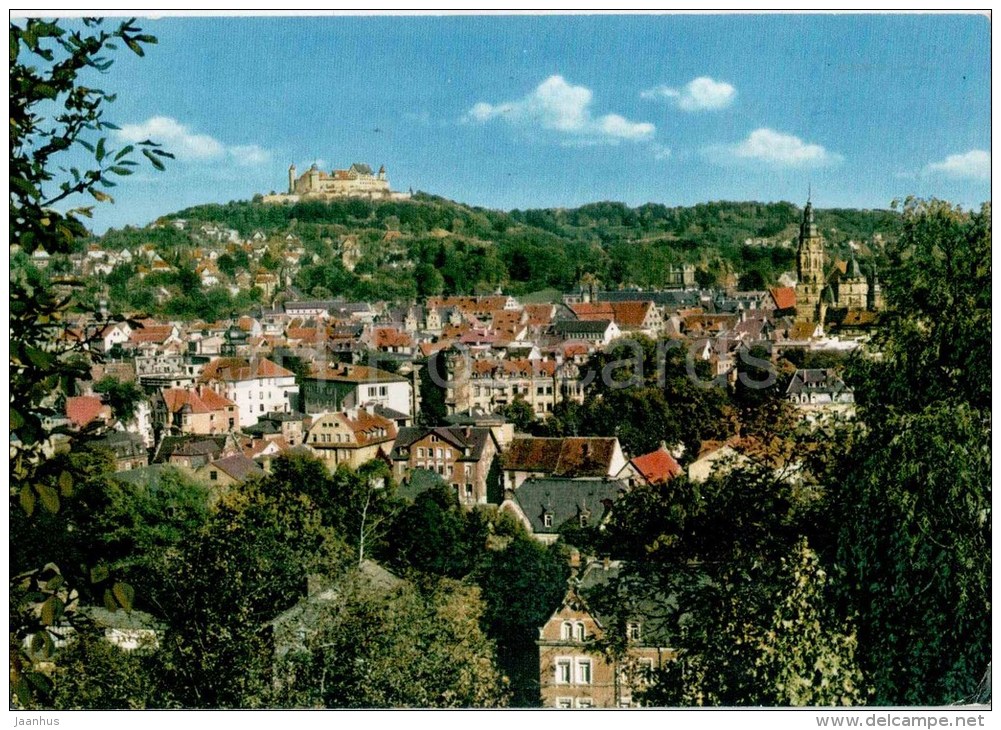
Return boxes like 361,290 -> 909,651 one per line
502,437 -> 619,478
65,396 -> 108,429
200,357 -> 294,382
512,478 -> 624,534
786,368 -> 852,396
770,286 -> 798,311
161,386 -> 236,414
391,426 -> 496,462
306,362 -> 407,384
209,453 -> 264,482
630,446 -> 683,485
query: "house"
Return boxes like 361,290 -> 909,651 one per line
629,444 -> 683,486
570,301 -> 663,337
501,437 -> 630,491
501,478 -> 626,544
196,453 -> 264,487
389,426 -> 501,506
200,357 -> 299,427
786,368 -> 855,415
769,286 -> 798,316
152,385 -> 239,436
65,395 -> 111,430
89,431 -> 148,472
98,321 -> 133,353
687,439 -> 753,483
305,408 -> 397,471
243,411 -> 306,447
153,433 -> 241,468
300,362 -> 412,417
538,559 -> 672,708
552,319 -> 621,346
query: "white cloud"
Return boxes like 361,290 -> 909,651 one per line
463,75 -> 654,143
923,149 -> 990,181
229,144 -> 272,167
641,76 -> 736,111
714,128 -> 842,168
116,116 -> 271,167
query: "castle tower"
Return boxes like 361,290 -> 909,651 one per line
838,251 -> 869,309
378,164 -> 387,181
308,163 -> 321,194
796,199 -> 825,321
288,164 -> 297,194
868,265 -> 884,311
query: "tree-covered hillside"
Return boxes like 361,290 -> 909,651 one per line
78,194 -> 900,313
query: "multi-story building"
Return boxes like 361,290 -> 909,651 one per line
389,426 -> 501,506
305,408 -> 397,471
300,362 -> 413,418
538,559 -> 673,708
152,385 -> 239,436
200,357 -> 299,428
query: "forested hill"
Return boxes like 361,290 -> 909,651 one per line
93,194 -> 901,303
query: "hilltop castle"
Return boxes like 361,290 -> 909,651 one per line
262,162 -> 411,204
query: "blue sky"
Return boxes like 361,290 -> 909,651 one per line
42,13 -> 990,232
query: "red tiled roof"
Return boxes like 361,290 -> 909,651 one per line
373,327 -> 413,349
200,357 -> 294,382
770,287 -> 798,311
631,446 -> 682,485
161,386 -> 237,415
66,396 -> 108,428
502,437 -> 619,477
128,324 -> 176,344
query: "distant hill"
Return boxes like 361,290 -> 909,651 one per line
85,194 -> 900,313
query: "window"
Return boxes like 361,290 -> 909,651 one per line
627,622 -> 642,641
436,448 -> 443,459
543,513 -> 553,528
576,698 -> 593,708
579,511 -> 590,527
379,386 -> 387,397
574,622 -> 586,641
417,447 -> 424,458
555,659 -> 572,684
259,404 -> 265,412
464,483 -> 473,498
556,698 -> 573,709
576,659 -> 592,685
561,622 -> 572,640
209,471 -> 218,481
637,658 -> 654,685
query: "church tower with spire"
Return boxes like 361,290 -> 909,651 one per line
796,197 -> 826,321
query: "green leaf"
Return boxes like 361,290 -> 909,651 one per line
58,471 -> 73,496
96,137 -> 106,161
103,589 -> 118,612
143,147 -> 166,171
114,144 -> 134,161
30,632 -> 46,655
124,37 -> 145,56
90,189 -> 112,202
113,582 -> 135,611
10,406 -> 25,430
36,484 -> 59,514
109,165 -> 134,176
19,487 -> 35,517
78,139 -> 95,153
91,564 -> 109,584
45,574 -> 64,591
40,596 -> 64,626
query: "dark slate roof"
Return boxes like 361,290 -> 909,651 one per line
785,368 -> 852,396
502,437 -> 618,478
349,163 -> 374,175
90,431 -> 147,460
575,561 -> 675,645
553,319 -> 613,335
513,478 -> 625,535
210,453 -> 264,482
244,421 -> 281,437
390,426 -> 495,462
373,404 -> 411,422
154,434 -> 230,463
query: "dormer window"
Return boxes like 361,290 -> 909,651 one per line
579,510 -> 590,527
627,622 -> 641,641
543,513 -> 553,528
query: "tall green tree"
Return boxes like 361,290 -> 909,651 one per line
284,573 -> 509,708
836,199 -> 991,705
10,17 -> 170,705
